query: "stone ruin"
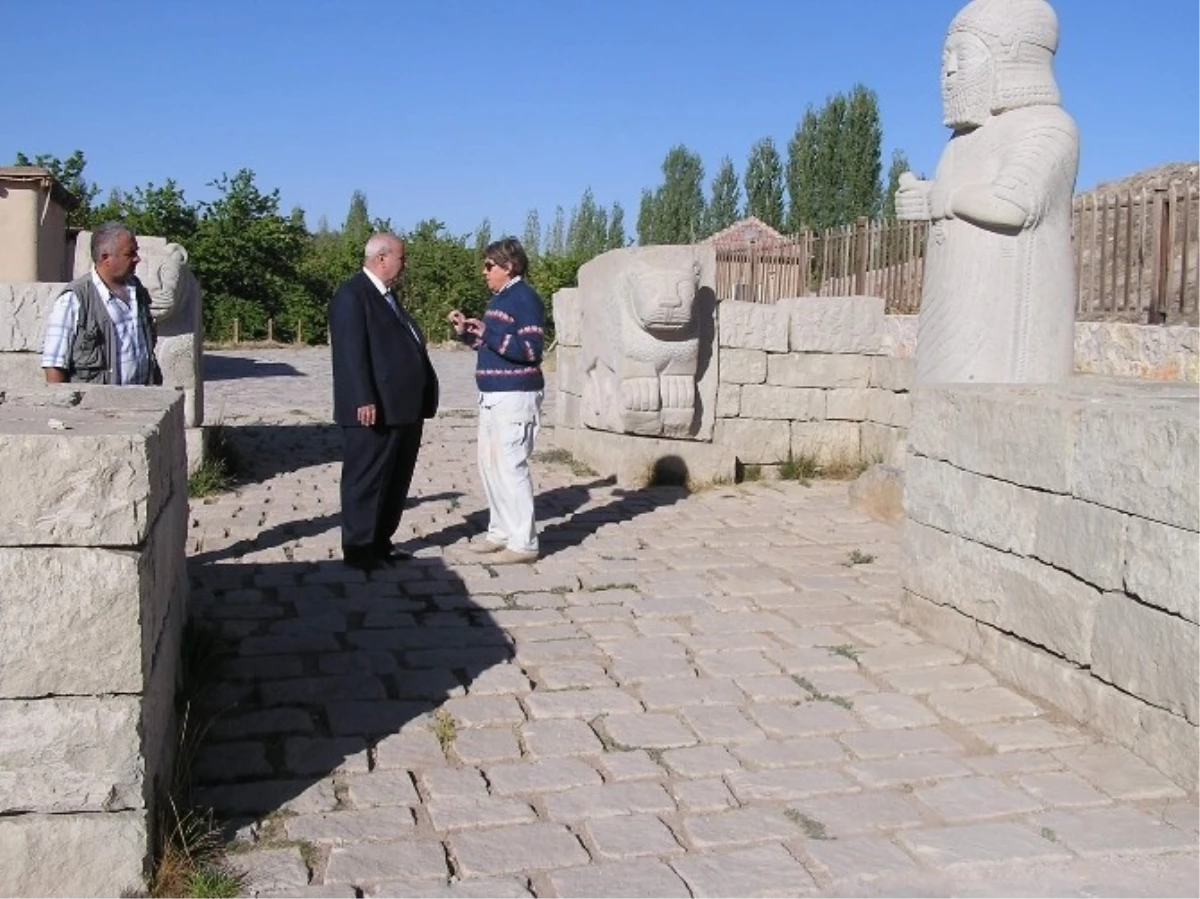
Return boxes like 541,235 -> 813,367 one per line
0,171 -> 206,469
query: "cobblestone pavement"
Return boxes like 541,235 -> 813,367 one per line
189,347 -> 1198,898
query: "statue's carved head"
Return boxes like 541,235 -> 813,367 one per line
624,259 -> 701,334
944,0 -> 1060,128
138,242 -> 199,322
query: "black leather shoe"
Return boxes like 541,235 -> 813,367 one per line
375,544 -> 413,563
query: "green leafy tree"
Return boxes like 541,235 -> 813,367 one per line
14,149 -> 99,228
400,219 -> 488,342
473,217 -> 493,256
744,138 -> 785,231
706,156 -> 741,236
526,253 -> 580,342
786,106 -> 820,232
566,187 -> 608,259
814,93 -> 848,231
546,206 -> 566,255
188,169 -> 311,343
636,188 -> 658,246
655,145 -> 706,244
843,84 -> 884,220
606,201 -> 627,250
91,179 -> 199,244
883,148 -> 911,220
522,208 -> 541,257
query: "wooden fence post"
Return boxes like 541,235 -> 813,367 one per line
296,318 -> 303,345
232,317 -> 239,345
1150,185 -> 1170,324
854,217 -> 869,295
267,317 -> 274,343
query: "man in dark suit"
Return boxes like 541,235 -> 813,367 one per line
329,232 -> 439,572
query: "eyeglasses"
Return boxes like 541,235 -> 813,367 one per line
483,260 -> 498,272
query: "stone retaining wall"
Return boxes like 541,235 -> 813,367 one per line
0,386 -> 188,897
900,379 -> 1199,790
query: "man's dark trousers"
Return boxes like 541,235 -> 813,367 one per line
340,421 -> 424,559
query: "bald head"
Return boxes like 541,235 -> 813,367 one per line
364,232 -> 406,287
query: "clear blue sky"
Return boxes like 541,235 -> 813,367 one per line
3,0 -> 1197,241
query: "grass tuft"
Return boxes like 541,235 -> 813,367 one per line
785,809 -> 833,840
431,709 -> 458,753
532,447 -> 597,477
845,548 -> 876,566
188,424 -> 240,498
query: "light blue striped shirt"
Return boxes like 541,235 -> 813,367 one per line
41,270 -> 152,384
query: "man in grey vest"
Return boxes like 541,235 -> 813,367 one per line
41,221 -> 163,385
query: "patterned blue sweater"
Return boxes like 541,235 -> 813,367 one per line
463,278 -> 546,392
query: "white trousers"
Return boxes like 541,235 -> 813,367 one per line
478,390 -> 542,553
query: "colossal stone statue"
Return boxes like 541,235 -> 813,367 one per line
895,0 -> 1079,384
579,246 -> 717,439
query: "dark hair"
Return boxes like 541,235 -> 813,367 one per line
484,237 -> 528,277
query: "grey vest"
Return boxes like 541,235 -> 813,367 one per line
58,274 -> 161,385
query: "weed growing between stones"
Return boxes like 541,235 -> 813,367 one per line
785,809 -> 833,840
778,451 -> 820,484
824,644 -> 861,663
532,447 -> 597,477
188,424 -> 240,499
791,674 -> 855,710
742,464 -> 763,482
432,709 -> 459,753
844,548 -> 876,566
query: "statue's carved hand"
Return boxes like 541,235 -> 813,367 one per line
894,172 -> 934,221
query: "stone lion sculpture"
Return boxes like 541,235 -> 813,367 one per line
580,248 -> 713,438
895,0 -> 1079,384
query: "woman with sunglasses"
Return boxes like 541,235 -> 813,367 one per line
448,237 -> 546,564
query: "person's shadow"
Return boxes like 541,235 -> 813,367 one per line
184,556 -> 514,868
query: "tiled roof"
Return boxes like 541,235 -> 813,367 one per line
704,215 -> 789,249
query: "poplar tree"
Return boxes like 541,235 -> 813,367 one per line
606,202 -> 627,249
706,156 -> 741,236
786,107 -> 820,232
522,209 -> 541,257
744,138 -> 785,231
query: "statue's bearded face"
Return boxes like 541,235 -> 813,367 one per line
942,31 -> 993,129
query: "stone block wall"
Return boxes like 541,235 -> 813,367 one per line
714,297 -> 912,470
0,386 -> 189,897
900,379 -> 1199,790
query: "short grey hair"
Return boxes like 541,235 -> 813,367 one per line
91,222 -> 135,262
364,232 -> 402,260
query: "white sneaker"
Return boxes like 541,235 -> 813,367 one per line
489,549 -> 539,565
469,537 -> 506,554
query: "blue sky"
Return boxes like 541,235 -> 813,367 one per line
3,0 -> 1197,241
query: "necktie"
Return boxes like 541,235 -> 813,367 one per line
383,291 -> 400,317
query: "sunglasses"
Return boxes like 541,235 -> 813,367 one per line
483,260 -> 501,272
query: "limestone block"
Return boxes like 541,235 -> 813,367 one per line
904,455 -> 1037,556
1123,516 -> 1199,623
0,283 -> 63,352
0,811 -> 147,897
848,464 -> 905,523
551,427 -> 734,487
791,421 -> 861,466
739,385 -> 824,421
908,386 -> 1079,492
1072,398 -> 1198,532
861,422 -> 907,468
870,355 -> 916,391
0,514 -> 182,697
881,315 -> 918,359
900,589 -> 1198,791
826,388 -> 871,421
1074,323 -> 1199,383
716,383 -> 741,418
713,419 -> 790,465
184,425 -> 207,474
718,300 -> 790,351
1091,593 -> 1199,724
903,520 -> 1100,664
866,389 -> 911,427
552,287 -> 583,347
0,696 -> 144,813
0,351 -> 42,386
781,296 -> 885,354
1033,495 -> 1128,592
555,390 -> 582,429
0,387 -> 184,546
767,353 -> 872,389
720,348 -> 767,384
556,345 -> 583,396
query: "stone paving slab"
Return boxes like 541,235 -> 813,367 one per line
184,349 -> 1197,898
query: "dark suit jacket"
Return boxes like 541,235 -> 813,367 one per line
329,271 -> 439,427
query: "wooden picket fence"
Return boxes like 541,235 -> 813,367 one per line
715,179 -> 1199,323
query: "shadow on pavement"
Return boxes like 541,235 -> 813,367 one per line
204,355 -> 308,382
185,557 -> 513,847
